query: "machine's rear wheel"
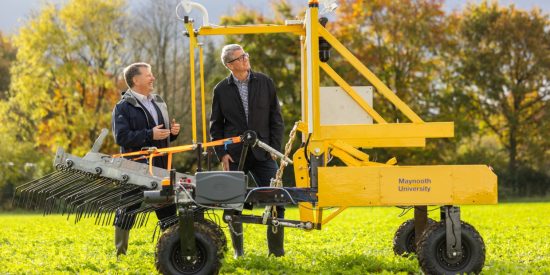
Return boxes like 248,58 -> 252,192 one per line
417,221 -> 485,274
155,222 -> 221,275
393,218 -> 435,256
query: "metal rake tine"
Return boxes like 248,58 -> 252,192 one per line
44,177 -> 90,215
13,171 -> 59,207
23,171 -> 72,209
34,173 -> 83,210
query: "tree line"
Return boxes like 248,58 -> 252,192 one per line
0,0 -> 549,209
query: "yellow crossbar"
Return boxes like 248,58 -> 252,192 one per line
198,25 -> 304,36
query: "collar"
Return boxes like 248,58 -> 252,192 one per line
228,70 -> 255,84
231,71 -> 250,84
130,89 -> 153,102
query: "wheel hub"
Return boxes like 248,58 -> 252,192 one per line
172,242 -> 206,273
436,242 -> 470,269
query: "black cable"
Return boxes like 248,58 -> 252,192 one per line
304,133 -> 312,164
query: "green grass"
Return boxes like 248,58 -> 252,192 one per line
1,203 -> 549,274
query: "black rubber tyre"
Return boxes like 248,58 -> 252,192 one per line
393,218 -> 435,256
200,219 -> 228,254
155,222 -> 221,275
417,221 -> 485,275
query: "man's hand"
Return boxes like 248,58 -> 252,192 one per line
221,154 -> 234,171
271,153 -> 278,160
170,119 -> 180,135
153,124 -> 171,140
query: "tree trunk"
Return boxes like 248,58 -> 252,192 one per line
508,123 -> 518,195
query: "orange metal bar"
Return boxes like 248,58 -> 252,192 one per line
113,136 -> 243,159
167,153 -> 173,170
149,154 -> 154,175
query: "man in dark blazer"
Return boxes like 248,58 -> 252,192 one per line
210,44 -> 285,257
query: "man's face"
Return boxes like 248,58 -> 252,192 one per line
227,48 -> 250,73
133,66 -> 155,93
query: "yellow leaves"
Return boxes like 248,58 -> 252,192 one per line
3,0 -> 125,158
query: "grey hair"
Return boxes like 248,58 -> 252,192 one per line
220,44 -> 243,65
123,62 -> 151,88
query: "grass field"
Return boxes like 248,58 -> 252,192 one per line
1,203 -> 549,274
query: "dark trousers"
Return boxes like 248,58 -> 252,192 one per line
225,153 -> 285,257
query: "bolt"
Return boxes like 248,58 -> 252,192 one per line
314,148 -> 321,154
452,252 -> 457,256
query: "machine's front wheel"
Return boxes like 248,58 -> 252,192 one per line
417,221 -> 485,274
393,218 -> 435,256
200,219 -> 228,253
155,222 -> 221,275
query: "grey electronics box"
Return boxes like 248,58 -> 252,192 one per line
195,171 -> 247,204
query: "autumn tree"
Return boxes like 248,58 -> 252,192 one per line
456,2 -> 550,196
0,0 -> 126,182
327,0 -> 465,166
0,32 -> 16,100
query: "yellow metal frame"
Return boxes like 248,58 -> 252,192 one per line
180,2 -> 497,227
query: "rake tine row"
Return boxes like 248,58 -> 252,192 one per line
75,180 -> 119,221
27,171 -> 80,210
44,177 -> 97,215
94,188 -> 133,226
43,176 -> 102,217
13,171 -> 60,207
12,148 -> 188,232
13,165 -> 158,229
15,170 -> 74,209
66,178 -> 115,221
38,176 -> 86,212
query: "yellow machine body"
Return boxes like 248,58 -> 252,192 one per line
183,1 -> 498,226
317,165 -> 497,207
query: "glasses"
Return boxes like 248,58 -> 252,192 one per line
227,52 -> 249,64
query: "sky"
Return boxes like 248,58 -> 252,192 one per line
1,0 -> 549,35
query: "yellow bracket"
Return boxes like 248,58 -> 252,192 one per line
331,140 -> 370,162
330,140 -> 396,167
321,207 -> 347,225
293,147 -> 314,223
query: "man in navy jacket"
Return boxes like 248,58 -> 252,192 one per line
111,62 -> 180,255
210,44 -> 285,257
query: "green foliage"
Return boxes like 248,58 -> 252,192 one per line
0,0 -> 127,205
1,205 -> 549,273
0,32 -> 16,100
456,1 -> 550,194
6,0 -> 125,157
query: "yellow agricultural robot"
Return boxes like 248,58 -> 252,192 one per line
14,1 -> 497,274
